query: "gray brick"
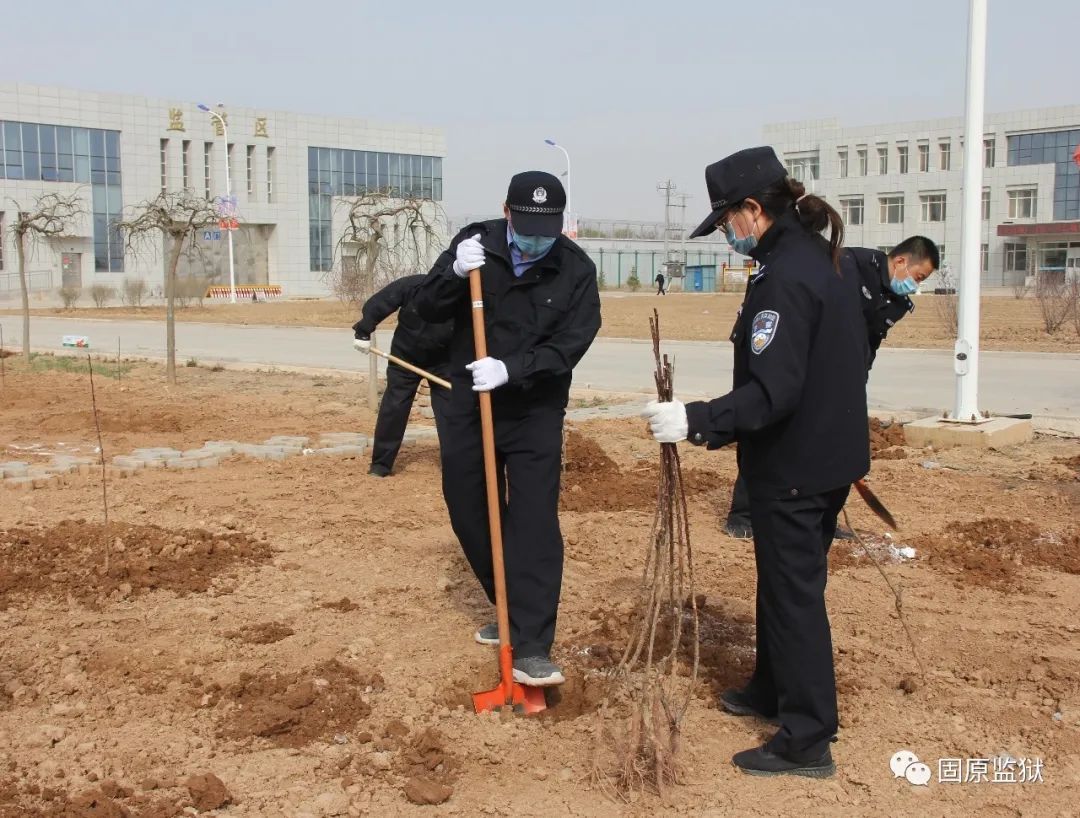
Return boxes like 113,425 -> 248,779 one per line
0,463 -> 29,478
165,458 -> 200,470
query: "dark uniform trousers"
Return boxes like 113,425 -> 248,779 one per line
438,401 -> 565,659
370,362 -> 451,473
727,471 -> 752,528
744,484 -> 850,761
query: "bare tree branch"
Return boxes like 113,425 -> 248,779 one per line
117,191 -> 221,384
328,189 -> 444,305
7,191 -> 87,363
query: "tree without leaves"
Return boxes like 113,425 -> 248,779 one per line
117,191 -> 219,384
328,189 -> 444,305
7,192 -> 86,363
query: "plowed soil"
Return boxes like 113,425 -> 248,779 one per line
1,362 -> 1079,816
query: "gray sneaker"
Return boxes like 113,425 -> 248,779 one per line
474,623 -> 499,646
512,655 -> 565,687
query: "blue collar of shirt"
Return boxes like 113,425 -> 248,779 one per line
506,224 -> 553,278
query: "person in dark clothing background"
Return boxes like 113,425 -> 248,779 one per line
655,272 -> 666,295
352,274 -> 453,477
413,171 -> 601,687
723,235 -> 939,538
643,146 -> 868,778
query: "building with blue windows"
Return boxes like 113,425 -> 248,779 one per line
0,83 -> 446,298
765,105 -> 1080,288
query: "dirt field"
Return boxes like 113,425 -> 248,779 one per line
6,291 -> 1080,352
2,362 -> 1079,816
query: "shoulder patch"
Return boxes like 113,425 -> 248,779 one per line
750,310 -> 780,355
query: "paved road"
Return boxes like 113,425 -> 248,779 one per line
4,315 -> 1078,420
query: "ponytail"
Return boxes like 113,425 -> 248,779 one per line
753,177 -> 845,270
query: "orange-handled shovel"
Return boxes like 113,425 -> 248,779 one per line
468,267 -> 546,716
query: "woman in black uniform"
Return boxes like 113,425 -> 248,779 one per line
642,146 -> 869,778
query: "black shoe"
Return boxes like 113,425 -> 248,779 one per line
368,464 -> 391,478
732,745 -> 835,778
833,525 -> 855,541
719,688 -> 779,724
724,519 -> 753,539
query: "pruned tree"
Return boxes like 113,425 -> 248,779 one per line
328,190 -> 444,305
117,191 -> 218,384
8,192 -> 85,363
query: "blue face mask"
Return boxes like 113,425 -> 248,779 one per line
890,276 -> 918,296
725,224 -> 758,255
511,227 -> 556,258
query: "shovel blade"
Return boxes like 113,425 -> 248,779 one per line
472,682 -> 547,715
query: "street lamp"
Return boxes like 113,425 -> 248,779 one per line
198,103 -> 237,304
544,139 -> 572,234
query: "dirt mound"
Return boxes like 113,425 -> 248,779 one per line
223,622 -> 294,645
561,431 -> 728,512
1053,453 -> 1080,474
870,417 -> 907,459
207,660 -> 383,747
0,774 -> 193,818
0,521 -> 272,609
915,518 -> 1080,590
568,594 -> 755,711
37,408 -> 188,435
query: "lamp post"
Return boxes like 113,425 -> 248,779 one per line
544,139 -> 572,234
198,103 -> 237,304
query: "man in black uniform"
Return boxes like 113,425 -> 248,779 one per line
352,275 -> 453,477
413,171 -> 601,686
655,272 -> 666,295
644,146 -> 868,776
722,234 -> 939,538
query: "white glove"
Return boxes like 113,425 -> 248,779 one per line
353,338 -> 371,354
452,233 -> 485,278
467,357 -> 509,392
641,400 -> 688,443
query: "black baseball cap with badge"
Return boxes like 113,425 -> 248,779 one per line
687,146 -> 788,239
506,170 -> 566,238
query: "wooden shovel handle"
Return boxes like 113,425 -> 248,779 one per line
469,268 -> 514,693
369,346 -> 452,390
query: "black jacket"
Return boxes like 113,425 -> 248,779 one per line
352,274 -> 453,367
842,247 -> 914,369
413,219 -> 602,411
684,211 -> 870,499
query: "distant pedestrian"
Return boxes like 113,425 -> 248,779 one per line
655,272 -> 666,295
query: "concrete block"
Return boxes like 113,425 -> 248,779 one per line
319,433 -> 368,446
1,462 -> 29,478
196,457 -> 221,468
32,476 -> 55,489
140,459 -> 164,470
265,435 -> 310,447
903,416 -> 1034,450
111,456 -> 145,470
4,476 -> 34,490
165,458 -> 200,470
323,445 -> 366,457
204,440 -> 241,452
43,464 -> 77,475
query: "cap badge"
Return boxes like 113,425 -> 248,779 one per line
532,187 -> 548,204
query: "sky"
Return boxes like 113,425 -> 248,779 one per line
2,0 -> 1076,224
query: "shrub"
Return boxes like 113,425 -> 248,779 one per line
89,284 -> 116,308
121,277 -> 148,307
58,286 -> 81,309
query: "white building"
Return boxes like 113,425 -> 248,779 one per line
765,105 -> 1080,288
0,83 -> 446,298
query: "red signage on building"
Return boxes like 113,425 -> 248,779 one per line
997,221 -> 1080,237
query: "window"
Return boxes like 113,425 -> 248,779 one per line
1007,188 -> 1037,219
838,149 -> 848,179
839,196 -> 864,226
246,145 -> 255,197
937,244 -> 946,265
980,243 -> 989,273
939,140 -> 951,171
227,143 -> 235,190
877,145 -> 888,175
876,245 -> 894,255
203,142 -> 212,199
983,138 -> 995,168
982,187 -> 991,220
1004,242 -> 1027,272
897,145 -> 909,174
918,142 -> 930,172
920,193 -> 947,222
266,146 -> 275,203
159,138 -> 168,193
857,147 -> 868,176
879,195 -> 904,224
0,213 -> 4,270
182,140 -> 191,189
785,155 -> 820,183
1006,128 -> 1080,220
